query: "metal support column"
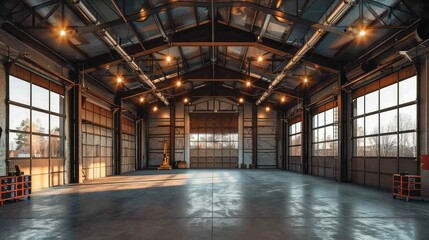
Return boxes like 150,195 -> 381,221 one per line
68,70 -> 81,183
252,104 -> 258,168
170,104 -> 176,168
338,70 -> 349,182
114,100 -> 122,175
302,97 -> 310,174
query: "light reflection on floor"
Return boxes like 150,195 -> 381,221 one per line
0,169 -> 428,240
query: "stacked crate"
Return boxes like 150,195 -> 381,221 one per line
393,174 -> 422,201
0,175 -> 31,206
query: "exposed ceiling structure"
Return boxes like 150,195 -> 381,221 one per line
0,0 -> 422,109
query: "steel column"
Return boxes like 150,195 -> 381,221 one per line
68,69 -> 81,183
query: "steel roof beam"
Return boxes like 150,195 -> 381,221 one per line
70,1 -> 350,37
82,23 -> 342,74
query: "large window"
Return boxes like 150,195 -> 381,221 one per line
311,105 -> 338,156
8,66 -> 65,188
352,72 -> 417,158
288,120 -> 301,156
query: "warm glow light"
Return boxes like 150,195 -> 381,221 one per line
166,55 -> 172,62
176,80 -> 182,87
153,106 -> 158,112
281,96 -> 286,103
116,76 -> 123,83
257,55 -> 263,62
140,96 -> 144,103
246,80 -> 251,87
265,106 -> 270,112
303,77 -> 308,83
358,29 -> 366,37
239,97 -> 244,103
183,97 -> 189,103
59,29 -> 67,37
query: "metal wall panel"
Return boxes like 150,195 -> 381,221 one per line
257,108 -> 277,168
81,101 -> 113,180
148,106 -> 170,167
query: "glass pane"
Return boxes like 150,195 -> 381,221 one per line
312,129 -> 318,143
290,124 -> 295,134
8,132 -> 31,157
318,143 -> 326,156
190,134 -> 198,141
318,127 -> 325,142
295,134 -> 301,145
230,142 -> 238,149
190,142 -> 198,149
231,134 -> 238,141
399,132 -> 417,157
312,115 -> 317,128
380,134 -> 397,157
365,91 -> 379,113
326,141 -> 335,156
399,76 -> 417,104
50,92 -> 64,114
9,76 -> 30,105
9,105 -> 30,132
50,115 -> 63,136
365,114 -> 379,135
353,117 -> 364,137
325,109 -> 333,125
365,137 -> 378,157
32,110 -> 49,134
207,133 -> 214,141
31,135 -> 49,157
206,142 -> 214,149
399,105 -> 416,131
290,135 -> 295,145
296,123 -> 301,133
353,138 -> 364,156
325,126 -> 334,141
380,110 -> 397,133
380,84 -> 397,109
353,96 -> 364,116
32,84 -> 49,110
318,112 -> 325,126
198,133 -> 206,141
50,136 -> 64,157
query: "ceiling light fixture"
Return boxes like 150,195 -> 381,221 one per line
358,29 -> 366,37
116,76 -> 123,83
246,80 -> 251,87
239,97 -> 244,103
140,96 -> 144,103
258,55 -> 263,62
265,106 -> 270,112
59,29 -> 67,37
153,106 -> 158,112
303,77 -> 308,83
166,55 -> 172,62
176,80 -> 182,87
281,96 -> 286,103
183,97 -> 189,104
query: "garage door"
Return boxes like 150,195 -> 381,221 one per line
190,113 -> 238,168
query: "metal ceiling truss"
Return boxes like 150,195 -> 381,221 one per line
81,23 -> 342,74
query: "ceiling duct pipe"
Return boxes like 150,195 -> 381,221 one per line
343,19 -> 427,81
73,1 -> 168,105
256,0 -> 355,105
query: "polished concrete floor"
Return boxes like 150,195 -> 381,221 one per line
1,170 -> 429,239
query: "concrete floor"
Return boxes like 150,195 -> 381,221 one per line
1,170 -> 429,240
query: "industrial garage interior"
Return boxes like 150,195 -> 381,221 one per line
1,0 -> 429,239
